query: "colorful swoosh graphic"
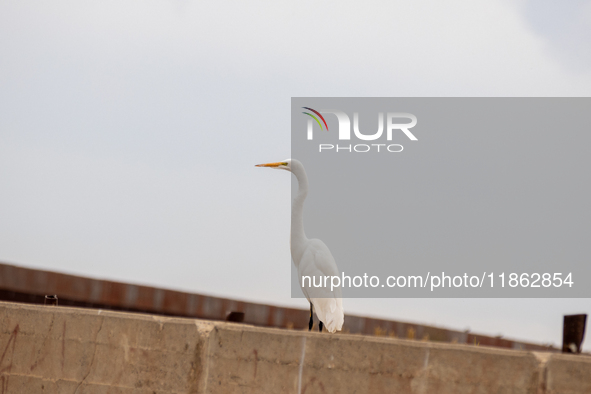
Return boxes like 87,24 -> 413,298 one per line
302,107 -> 329,131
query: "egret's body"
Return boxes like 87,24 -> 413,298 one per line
257,159 -> 344,333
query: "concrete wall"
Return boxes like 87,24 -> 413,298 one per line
0,262 -> 558,352
0,302 -> 589,394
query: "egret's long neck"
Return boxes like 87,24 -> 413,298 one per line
291,165 -> 309,262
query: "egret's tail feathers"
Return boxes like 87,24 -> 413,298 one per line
312,298 -> 344,333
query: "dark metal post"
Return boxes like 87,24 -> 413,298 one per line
562,314 -> 587,353
44,294 -> 58,306
226,311 -> 245,323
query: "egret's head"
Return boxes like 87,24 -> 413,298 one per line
255,159 -> 291,172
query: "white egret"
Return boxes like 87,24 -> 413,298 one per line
256,159 -> 344,333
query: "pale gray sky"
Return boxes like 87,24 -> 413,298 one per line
1,1 -> 590,349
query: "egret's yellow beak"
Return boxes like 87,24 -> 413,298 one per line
255,162 -> 286,167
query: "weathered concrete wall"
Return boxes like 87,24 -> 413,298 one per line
0,301 -> 589,394
0,262 -> 558,351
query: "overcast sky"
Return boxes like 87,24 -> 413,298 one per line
1,0 -> 590,349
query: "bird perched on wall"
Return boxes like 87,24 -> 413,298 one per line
256,159 -> 344,333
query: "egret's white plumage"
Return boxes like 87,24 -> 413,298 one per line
256,159 -> 344,333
